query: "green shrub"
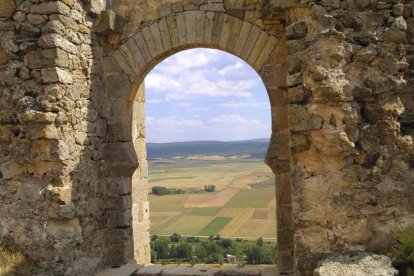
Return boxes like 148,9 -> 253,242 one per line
151,239 -> 169,259
204,185 -> 216,192
186,236 -> 200,243
245,245 -> 265,264
393,225 -> 414,276
170,233 -> 181,242
152,186 -> 185,196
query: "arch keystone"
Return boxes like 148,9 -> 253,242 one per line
195,11 -> 205,44
211,12 -> 224,46
185,11 -> 197,44
176,12 -> 187,46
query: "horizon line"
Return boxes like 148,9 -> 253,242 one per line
147,138 -> 270,144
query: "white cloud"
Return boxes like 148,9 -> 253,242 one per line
147,116 -> 203,128
209,114 -> 249,125
219,61 -> 244,75
146,114 -> 270,142
144,49 -> 271,142
145,49 -> 260,101
218,100 -> 269,108
147,98 -> 163,104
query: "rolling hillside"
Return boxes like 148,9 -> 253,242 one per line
147,139 -> 270,159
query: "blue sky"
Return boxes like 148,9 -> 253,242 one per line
145,48 -> 271,143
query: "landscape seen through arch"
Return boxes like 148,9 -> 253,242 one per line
145,48 -> 277,269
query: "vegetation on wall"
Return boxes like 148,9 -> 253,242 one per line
0,239 -> 37,275
393,225 -> 414,276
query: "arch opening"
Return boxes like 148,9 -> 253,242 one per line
102,10 -> 292,275
145,48 -> 276,271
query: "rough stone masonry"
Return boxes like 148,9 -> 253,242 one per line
0,0 -> 413,275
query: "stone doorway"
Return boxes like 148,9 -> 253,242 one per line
102,10 -> 291,275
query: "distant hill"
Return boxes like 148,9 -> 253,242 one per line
147,139 -> 270,159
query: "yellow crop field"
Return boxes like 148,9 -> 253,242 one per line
158,215 -> 215,235
148,158 -> 277,240
218,208 -> 254,236
149,159 -> 268,191
235,219 -> 273,238
149,194 -> 187,212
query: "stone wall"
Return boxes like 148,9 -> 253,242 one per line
0,0 -> 413,275
283,1 -> 414,274
0,0 -> 106,274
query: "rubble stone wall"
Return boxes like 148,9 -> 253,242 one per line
0,0 -> 413,275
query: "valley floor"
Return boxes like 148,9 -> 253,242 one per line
149,158 -> 276,239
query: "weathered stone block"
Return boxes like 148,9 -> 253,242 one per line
30,2 -> 70,15
0,0 -> 16,18
288,105 -> 323,132
285,21 -> 308,40
41,67 -> 73,84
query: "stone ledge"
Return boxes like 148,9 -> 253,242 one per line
96,263 -> 277,276
134,265 -> 277,276
96,262 -> 141,276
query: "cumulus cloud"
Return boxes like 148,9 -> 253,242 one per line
218,100 -> 269,108
147,98 -> 163,104
144,48 -> 271,142
145,49 -> 260,101
146,114 -> 269,142
209,114 -> 249,125
147,116 -> 203,128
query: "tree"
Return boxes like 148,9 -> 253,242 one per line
150,248 -> 158,262
190,257 -> 198,267
170,232 -> 181,242
208,235 -> 214,241
257,237 -> 264,247
214,234 -> 221,240
219,239 -> 233,249
151,234 -> 158,241
245,245 -> 265,264
175,243 -> 192,259
204,185 -> 216,192
152,186 -> 169,195
186,236 -> 200,243
151,239 -> 169,259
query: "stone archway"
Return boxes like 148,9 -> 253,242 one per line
102,10 -> 292,274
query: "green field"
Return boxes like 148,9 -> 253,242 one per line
225,188 -> 275,208
197,217 -> 232,236
149,158 -> 276,240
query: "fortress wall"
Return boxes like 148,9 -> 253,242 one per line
0,0 -> 413,275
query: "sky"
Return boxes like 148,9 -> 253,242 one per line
145,48 -> 271,143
